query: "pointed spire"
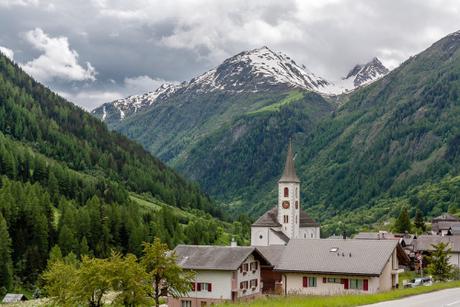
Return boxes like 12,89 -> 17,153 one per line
279,140 -> 300,183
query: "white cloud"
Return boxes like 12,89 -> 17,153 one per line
0,46 -> 14,60
0,0 -> 40,7
123,75 -> 169,96
21,28 -> 97,82
60,90 -> 123,111
62,75 -> 176,110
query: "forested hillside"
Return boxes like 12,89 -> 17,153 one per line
113,30 -> 460,236
0,53 -> 238,294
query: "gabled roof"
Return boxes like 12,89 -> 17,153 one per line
278,141 -> 300,183
174,245 -> 269,271
252,207 -> 281,227
432,213 -> 460,223
432,221 -> 460,232
414,235 -> 460,253
256,245 -> 286,267
275,239 -> 399,276
252,207 -> 319,228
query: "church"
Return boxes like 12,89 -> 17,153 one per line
251,141 -> 320,246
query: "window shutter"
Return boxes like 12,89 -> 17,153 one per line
363,279 -> 368,291
208,283 -> 212,292
303,277 -> 308,287
240,266 -> 243,273
323,277 -> 326,284
191,282 -> 195,291
341,279 -> 349,289
197,283 -> 201,291
255,279 -> 258,287
240,282 -> 243,290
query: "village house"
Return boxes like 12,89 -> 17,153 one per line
169,245 -> 270,307
431,213 -> 460,236
414,235 -> 460,268
251,142 -> 320,246
271,239 -> 409,295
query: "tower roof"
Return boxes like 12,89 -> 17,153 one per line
279,140 -> 300,183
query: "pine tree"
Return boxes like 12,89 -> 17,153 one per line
394,207 -> 412,233
0,213 -> 13,293
414,208 -> 426,232
427,242 -> 454,281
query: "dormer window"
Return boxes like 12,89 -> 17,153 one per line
284,187 -> 289,197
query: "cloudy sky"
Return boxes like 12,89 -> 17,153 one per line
1,0 -> 460,110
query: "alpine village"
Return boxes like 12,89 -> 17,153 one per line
2,2 -> 460,307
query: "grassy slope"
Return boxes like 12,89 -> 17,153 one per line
224,281 -> 460,307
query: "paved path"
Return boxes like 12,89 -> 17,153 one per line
361,288 -> 460,307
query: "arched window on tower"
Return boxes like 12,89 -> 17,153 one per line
284,187 -> 289,197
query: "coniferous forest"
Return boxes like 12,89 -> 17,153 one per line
0,53 -> 250,295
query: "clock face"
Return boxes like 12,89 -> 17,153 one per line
282,201 -> 290,209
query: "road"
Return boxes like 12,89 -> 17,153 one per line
361,288 -> 460,307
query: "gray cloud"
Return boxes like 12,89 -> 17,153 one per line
1,0 -> 460,110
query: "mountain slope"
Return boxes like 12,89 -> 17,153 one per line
92,47 -> 387,127
0,52 -> 230,287
128,30 -> 460,236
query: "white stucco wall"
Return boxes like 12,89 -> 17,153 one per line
237,254 -> 261,298
186,271 -> 233,300
299,226 -> 320,239
448,252 -> 460,268
251,227 -> 287,246
284,273 -> 380,295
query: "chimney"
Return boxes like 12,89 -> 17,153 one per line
230,237 -> 237,247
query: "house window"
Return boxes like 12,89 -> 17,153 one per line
295,215 -> 298,224
349,279 -> 364,290
295,201 -> 298,209
250,279 -> 258,288
240,281 -> 249,290
284,187 -> 289,197
181,300 -> 192,307
197,282 -> 212,292
303,276 -> 317,287
243,263 -> 249,272
323,277 -> 341,284
250,261 -> 258,271
283,215 -> 289,223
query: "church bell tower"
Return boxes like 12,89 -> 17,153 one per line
277,140 -> 300,239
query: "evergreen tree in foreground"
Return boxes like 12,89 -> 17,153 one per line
427,242 -> 454,281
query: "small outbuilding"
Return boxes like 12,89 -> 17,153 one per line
2,293 -> 28,304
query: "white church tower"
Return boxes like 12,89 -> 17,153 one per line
277,140 -> 300,239
251,141 -> 320,246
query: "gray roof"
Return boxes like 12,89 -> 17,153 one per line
174,245 -> 269,271
353,232 -> 395,240
252,207 -> 319,228
451,225 -> 460,235
432,213 -> 460,223
432,221 -> 460,232
2,294 -> 27,303
278,141 -> 300,183
252,207 -> 281,227
256,245 -> 286,267
275,239 -> 399,276
414,235 -> 460,253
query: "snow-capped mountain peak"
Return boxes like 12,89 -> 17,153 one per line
92,48 -> 390,123
345,57 -> 389,87
186,46 -> 333,93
